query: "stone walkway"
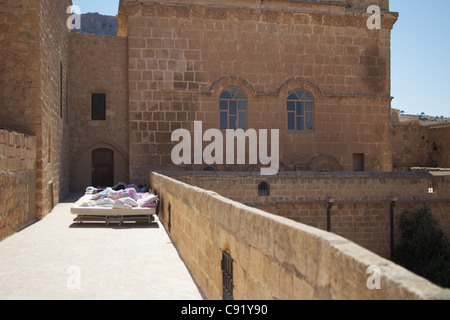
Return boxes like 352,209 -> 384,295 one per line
0,194 -> 203,300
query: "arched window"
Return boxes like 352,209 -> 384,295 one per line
258,181 -> 270,196
287,90 -> 314,131
219,87 -> 247,130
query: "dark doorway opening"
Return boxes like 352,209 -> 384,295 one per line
92,148 -> 114,188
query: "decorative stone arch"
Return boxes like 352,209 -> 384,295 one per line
278,77 -> 324,101
209,76 -> 257,101
307,154 -> 344,172
70,141 -> 129,192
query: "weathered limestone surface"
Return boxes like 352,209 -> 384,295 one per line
163,171 -> 450,260
0,129 -> 37,241
68,33 -> 129,191
0,0 -> 71,218
150,172 -> 450,300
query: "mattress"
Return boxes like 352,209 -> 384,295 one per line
70,193 -> 157,217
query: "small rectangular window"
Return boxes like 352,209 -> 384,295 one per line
92,93 -> 106,121
258,182 -> 270,196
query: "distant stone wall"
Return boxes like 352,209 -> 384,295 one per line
390,122 -> 431,170
428,125 -> 450,169
0,129 -> 37,241
391,122 -> 450,170
150,172 -> 449,300
163,171 -> 450,259
68,33 -> 129,191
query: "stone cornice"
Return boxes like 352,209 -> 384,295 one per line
119,1 -> 398,30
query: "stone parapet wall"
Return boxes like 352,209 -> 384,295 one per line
163,171 -> 450,259
150,172 -> 450,300
0,130 -> 36,172
0,129 -> 37,241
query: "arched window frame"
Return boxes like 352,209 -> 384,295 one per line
287,89 -> 314,131
219,87 -> 247,130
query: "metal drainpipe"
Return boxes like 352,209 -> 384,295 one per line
327,198 -> 334,232
390,196 -> 398,260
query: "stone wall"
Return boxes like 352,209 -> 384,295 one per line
428,124 -> 450,169
390,122 -> 431,170
163,171 -> 450,259
0,129 -> 37,241
68,33 -> 129,191
0,0 -> 42,136
38,0 -> 72,216
149,172 -> 449,300
390,122 -> 450,170
0,0 -> 72,217
122,0 -> 398,183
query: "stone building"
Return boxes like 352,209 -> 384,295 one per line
0,0 -> 399,228
0,0 -> 71,218
4,0 -> 449,238
117,0 -> 399,184
3,0 -> 450,298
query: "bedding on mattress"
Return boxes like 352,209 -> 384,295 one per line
71,187 -> 158,217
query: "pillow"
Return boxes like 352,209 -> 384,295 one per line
137,194 -> 159,208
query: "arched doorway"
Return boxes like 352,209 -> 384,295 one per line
92,148 -> 114,188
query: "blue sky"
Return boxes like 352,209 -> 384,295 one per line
72,0 -> 120,17
390,0 -> 450,117
72,0 -> 450,117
